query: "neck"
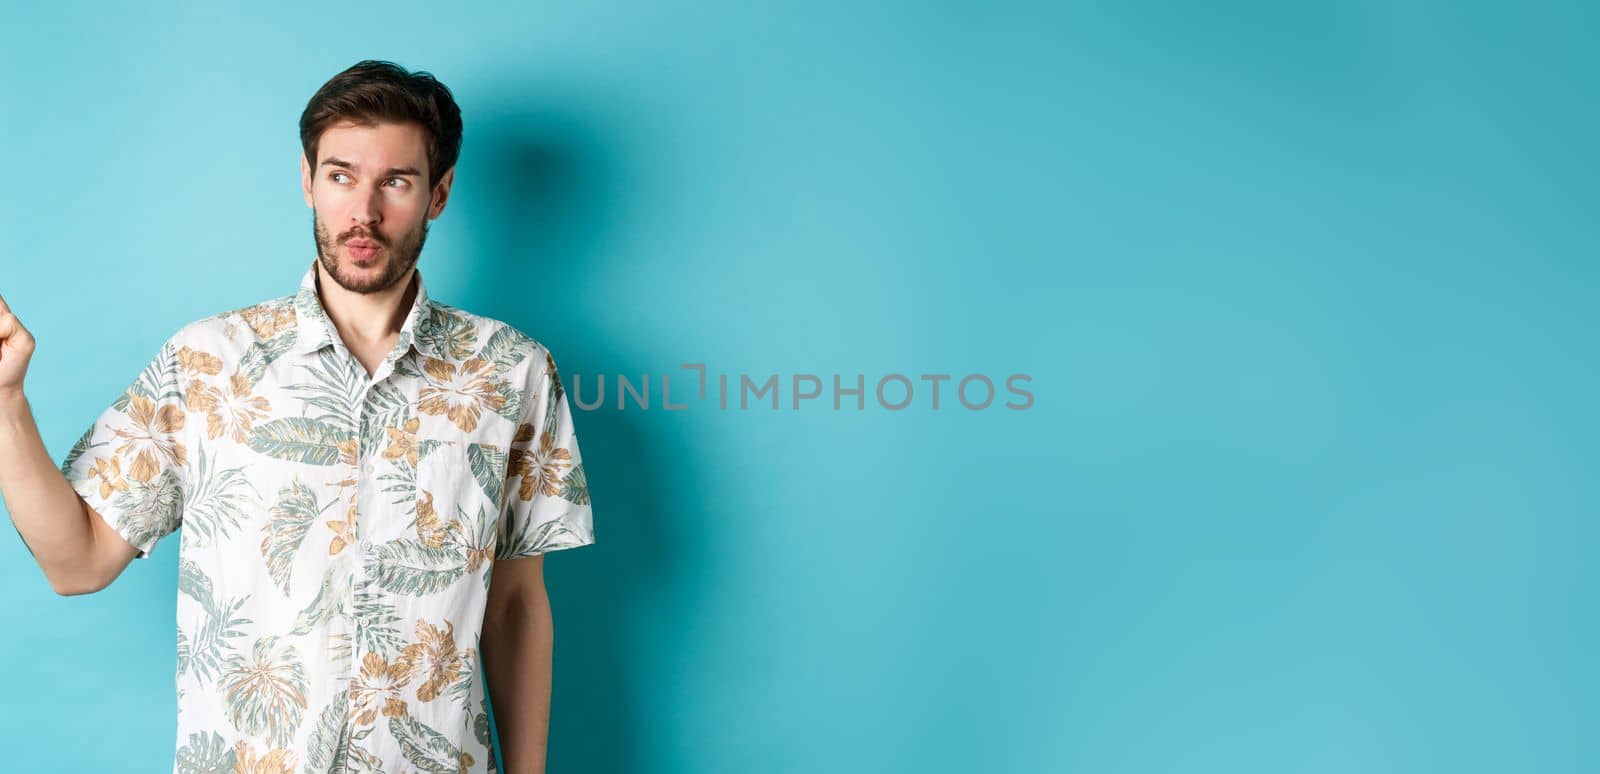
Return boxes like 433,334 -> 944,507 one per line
313,261 -> 417,347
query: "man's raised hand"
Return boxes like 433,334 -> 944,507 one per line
0,294 -> 36,399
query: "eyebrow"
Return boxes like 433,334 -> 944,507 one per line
320,157 -> 423,177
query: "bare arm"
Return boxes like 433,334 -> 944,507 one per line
481,554 -> 554,774
0,294 -> 139,595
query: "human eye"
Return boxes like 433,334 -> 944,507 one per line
329,171 -> 351,184
384,178 -> 409,189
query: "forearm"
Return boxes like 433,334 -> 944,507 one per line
481,586 -> 555,774
0,392 -> 99,593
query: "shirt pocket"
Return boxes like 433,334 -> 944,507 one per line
413,440 -> 506,581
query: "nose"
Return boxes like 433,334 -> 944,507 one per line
350,184 -> 383,229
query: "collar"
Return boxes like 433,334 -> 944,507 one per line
290,259 -> 436,363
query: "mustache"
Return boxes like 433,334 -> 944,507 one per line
339,229 -> 387,246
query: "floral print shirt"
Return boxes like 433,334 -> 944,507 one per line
59,261 -> 596,773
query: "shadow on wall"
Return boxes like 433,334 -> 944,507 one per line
454,96 -> 676,774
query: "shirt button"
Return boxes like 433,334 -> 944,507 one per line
362,460 -> 376,474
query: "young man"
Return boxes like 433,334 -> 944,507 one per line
0,60 -> 594,773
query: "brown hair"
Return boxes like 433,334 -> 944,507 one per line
299,60 -> 463,187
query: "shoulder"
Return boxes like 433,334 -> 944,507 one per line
168,293 -> 300,349
422,301 -> 557,376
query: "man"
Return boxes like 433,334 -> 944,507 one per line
0,60 -> 595,773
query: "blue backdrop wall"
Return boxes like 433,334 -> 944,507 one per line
2,1 -> 1596,772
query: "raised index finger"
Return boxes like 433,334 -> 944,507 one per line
0,293 -> 10,317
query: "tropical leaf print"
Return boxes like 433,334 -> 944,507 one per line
178,559 -> 253,685
221,635 -> 310,749
360,380 -> 412,458
236,330 -> 295,391
474,324 -> 535,373
343,733 -> 385,774
492,379 -> 523,423
175,730 -> 236,774
113,341 -> 181,411
559,463 -> 590,505
178,558 -> 218,615
261,478 -> 327,596
284,348 -> 366,420
59,424 -> 102,477
447,502 -> 497,583
389,713 -> 474,773
370,539 -> 468,596
291,554 -> 354,636
106,468 -> 183,550
418,305 -> 478,361
352,587 -> 406,660
473,693 -> 493,749
185,595 -> 253,685
302,689 -> 349,773
497,513 -> 582,560
248,417 -> 356,466
184,441 -> 259,547
467,443 -> 506,509
56,263 -> 596,770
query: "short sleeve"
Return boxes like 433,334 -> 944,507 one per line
497,346 -> 595,559
59,337 -> 188,559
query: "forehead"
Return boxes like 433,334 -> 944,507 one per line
315,120 -> 428,170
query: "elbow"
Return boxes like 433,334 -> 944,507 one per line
47,566 -> 108,597
51,580 -> 101,597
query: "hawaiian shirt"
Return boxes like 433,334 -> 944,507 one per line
58,260 -> 596,773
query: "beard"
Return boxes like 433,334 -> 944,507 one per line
312,209 -> 429,295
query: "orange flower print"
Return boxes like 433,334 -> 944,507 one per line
415,490 -> 449,549
327,495 -> 358,556
239,302 -> 297,340
396,619 -> 475,703
231,739 -> 297,774
417,357 -> 507,433
336,438 -> 359,467
86,456 -> 129,500
176,345 -> 223,377
186,373 -> 272,444
448,518 -> 495,573
349,651 -> 413,726
509,422 -> 572,501
382,417 -> 420,468
112,394 -> 187,482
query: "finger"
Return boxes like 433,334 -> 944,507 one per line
0,312 -> 25,344
0,293 -> 10,317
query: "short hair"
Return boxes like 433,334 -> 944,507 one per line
299,60 -> 463,187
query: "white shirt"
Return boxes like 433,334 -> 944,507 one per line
60,261 -> 595,772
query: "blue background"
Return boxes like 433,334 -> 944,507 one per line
2,1 -> 1596,772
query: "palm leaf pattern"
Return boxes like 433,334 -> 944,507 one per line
261,478 -> 326,596
466,443 -> 506,508
56,263 -> 595,770
247,417 -> 355,466
221,635 -> 309,749
184,440 -> 259,547
175,730 -> 236,774
390,714 -> 474,773
178,558 -> 254,685
370,539 -> 468,596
